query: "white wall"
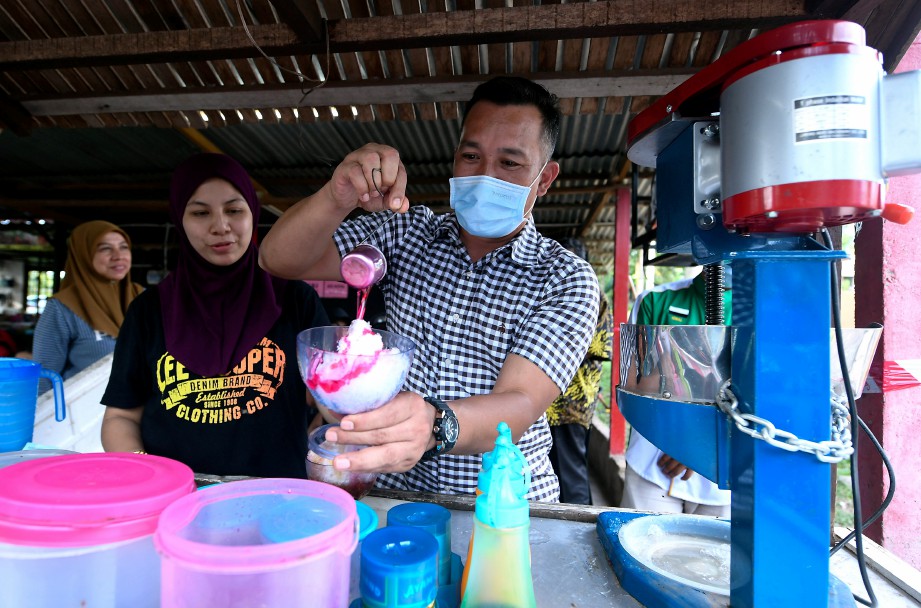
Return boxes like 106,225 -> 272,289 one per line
32,354 -> 111,452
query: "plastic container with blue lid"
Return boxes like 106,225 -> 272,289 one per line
387,502 -> 451,586
348,500 -> 382,603
355,525 -> 438,608
307,423 -> 379,499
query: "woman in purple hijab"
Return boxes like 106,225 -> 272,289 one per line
100,153 -> 329,478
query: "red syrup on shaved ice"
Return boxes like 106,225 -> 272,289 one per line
297,321 -> 415,415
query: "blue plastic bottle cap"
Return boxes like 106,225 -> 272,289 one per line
360,525 -> 438,608
357,500 -> 379,541
386,502 -> 450,544
386,502 -> 452,583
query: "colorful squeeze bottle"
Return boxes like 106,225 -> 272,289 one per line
459,422 -> 536,608
460,422 -> 530,596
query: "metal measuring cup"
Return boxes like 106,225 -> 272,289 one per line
340,243 -> 387,289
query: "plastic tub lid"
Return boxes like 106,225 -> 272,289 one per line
0,453 -> 195,547
155,478 -> 357,573
0,449 -> 77,470
359,526 -> 438,608
309,423 -> 365,459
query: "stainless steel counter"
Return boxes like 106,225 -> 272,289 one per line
360,493 -> 642,607
189,480 -> 921,608
358,489 -> 921,608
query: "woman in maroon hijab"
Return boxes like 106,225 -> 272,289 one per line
100,153 -> 328,478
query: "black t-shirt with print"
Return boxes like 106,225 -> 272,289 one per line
102,281 -> 328,478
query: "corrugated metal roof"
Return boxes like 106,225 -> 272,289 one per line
1,1 -> 918,274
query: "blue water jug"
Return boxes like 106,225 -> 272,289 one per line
0,358 -> 66,452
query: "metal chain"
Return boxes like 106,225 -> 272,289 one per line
716,381 -> 853,463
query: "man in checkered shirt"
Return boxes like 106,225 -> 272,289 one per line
261,77 -> 600,502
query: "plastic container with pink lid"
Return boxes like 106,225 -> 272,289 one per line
155,477 -> 359,608
0,452 -> 195,608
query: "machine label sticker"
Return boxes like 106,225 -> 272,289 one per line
793,95 -> 868,142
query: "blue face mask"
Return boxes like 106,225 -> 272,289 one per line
449,163 -> 547,238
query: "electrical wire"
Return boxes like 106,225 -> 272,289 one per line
822,227 -> 874,606
830,414 -> 896,555
235,0 -> 329,86
820,227 -> 893,607
235,0 -> 336,159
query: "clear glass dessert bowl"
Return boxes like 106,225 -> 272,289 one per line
296,324 -> 416,415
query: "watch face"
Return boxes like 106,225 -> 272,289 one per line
442,414 -> 459,443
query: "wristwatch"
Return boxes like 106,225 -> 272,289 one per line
421,396 -> 459,461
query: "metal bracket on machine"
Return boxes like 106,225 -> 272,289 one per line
692,121 -> 721,229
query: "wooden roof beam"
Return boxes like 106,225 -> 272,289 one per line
0,1 -> 809,70
20,70 -> 695,116
857,1 -> 921,71
329,1 -> 809,52
805,0 -> 863,16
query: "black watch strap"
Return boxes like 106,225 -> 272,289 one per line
421,396 -> 459,461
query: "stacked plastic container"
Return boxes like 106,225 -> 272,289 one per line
387,502 -> 464,607
0,448 -> 76,470
353,525 -> 440,608
0,453 -> 195,608
155,478 -> 358,607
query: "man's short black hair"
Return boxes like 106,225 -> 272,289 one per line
463,76 -> 561,160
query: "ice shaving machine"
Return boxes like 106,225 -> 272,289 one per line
600,20 -> 919,607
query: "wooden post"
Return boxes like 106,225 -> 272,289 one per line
609,187 -> 631,455
853,32 -> 921,570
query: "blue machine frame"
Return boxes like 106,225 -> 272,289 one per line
613,121 -> 853,607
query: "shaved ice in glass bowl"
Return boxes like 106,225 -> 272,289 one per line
296,321 -> 416,415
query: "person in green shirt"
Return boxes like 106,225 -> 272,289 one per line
621,268 -> 732,516
635,270 -> 732,326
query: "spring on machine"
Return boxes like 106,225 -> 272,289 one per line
704,263 -> 724,326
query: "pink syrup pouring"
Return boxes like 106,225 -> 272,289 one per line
355,287 -> 370,321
